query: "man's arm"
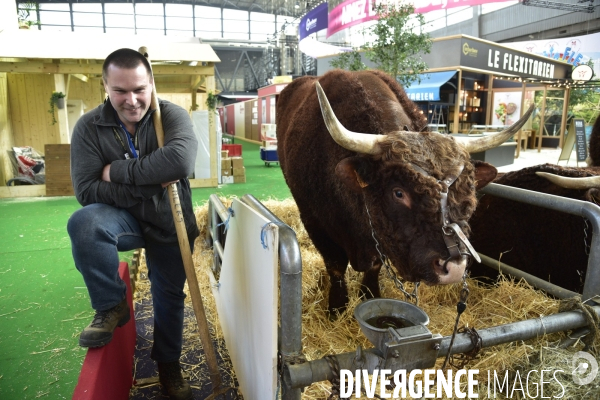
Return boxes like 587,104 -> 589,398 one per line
102,164 -> 177,188
108,100 -> 198,187
70,112 -> 162,208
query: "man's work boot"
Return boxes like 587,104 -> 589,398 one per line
158,361 -> 193,400
78,298 -> 130,348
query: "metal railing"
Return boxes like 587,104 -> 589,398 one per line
206,186 -> 600,394
479,183 -> 600,301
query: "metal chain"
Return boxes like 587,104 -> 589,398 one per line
365,202 -> 420,305
383,257 -> 421,306
441,278 -> 470,371
449,326 -> 482,369
584,218 -> 591,256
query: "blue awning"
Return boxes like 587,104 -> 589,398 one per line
404,71 -> 457,102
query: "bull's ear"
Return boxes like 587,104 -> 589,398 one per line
335,157 -> 370,193
471,160 -> 497,190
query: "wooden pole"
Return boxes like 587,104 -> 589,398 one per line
453,69 -> 462,133
559,87 -> 570,149
516,80 -> 527,158
538,86 -> 548,152
138,47 -> 223,392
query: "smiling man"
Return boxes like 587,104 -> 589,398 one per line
67,48 -> 198,400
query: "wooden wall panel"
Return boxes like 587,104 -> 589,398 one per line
157,92 -> 208,113
0,73 -> 15,185
68,77 -> 105,115
8,73 -> 60,153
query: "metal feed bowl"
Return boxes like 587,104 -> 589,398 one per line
354,298 -> 430,351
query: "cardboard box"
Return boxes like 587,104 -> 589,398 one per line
221,150 -> 229,158
221,158 -> 232,170
234,175 -> 246,183
231,157 -> 244,169
262,140 -> 277,150
233,167 -> 246,177
222,176 -> 234,184
261,124 -> 277,141
222,168 -> 233,176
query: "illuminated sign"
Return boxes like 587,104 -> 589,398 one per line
571,64 -> 594,82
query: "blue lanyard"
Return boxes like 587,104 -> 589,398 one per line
115,114 -> 138,159
123,128 -> 138,159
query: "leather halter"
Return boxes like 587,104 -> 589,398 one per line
411,164 -> 481,264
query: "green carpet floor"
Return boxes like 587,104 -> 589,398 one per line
0,139 -> 290,399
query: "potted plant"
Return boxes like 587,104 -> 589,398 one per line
205,91 -> 218,111
18,2 -> 40,29
48,91 -> 66,125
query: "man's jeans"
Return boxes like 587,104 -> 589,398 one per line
67,203 -> 190,363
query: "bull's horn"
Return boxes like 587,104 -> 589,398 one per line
315,81 -> 386,155
536,171 -> 600,189
455,104 -> 535,153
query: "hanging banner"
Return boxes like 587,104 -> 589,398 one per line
300,2 -> 329,40
327,0 -> 378,38
503,31 -> 600,77
327,0 -> 516,38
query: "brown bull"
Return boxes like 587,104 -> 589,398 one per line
276,69 -> 532,313
470,115 -> 600,293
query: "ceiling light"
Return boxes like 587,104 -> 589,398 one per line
295,1 -> 300,9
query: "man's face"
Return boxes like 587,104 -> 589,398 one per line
103,63 -> 153,129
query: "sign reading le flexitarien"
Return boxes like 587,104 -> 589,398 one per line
459,38 -> 570,80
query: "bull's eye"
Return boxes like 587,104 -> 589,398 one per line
392,187 -> 411,208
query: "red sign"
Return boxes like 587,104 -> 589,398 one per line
327,0 -> 378,38
327,0 -> 516,38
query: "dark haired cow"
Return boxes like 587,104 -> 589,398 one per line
469,115 -> 600,294
276,69 -> 532,313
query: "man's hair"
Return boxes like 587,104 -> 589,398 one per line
102,48 -> 153,82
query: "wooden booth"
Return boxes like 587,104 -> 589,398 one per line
0,29 -> 221,198
405,35 -> 573,160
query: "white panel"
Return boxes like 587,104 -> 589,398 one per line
234,102 -> 246,138
209,199 -> 278,400
191,110 -> 222,181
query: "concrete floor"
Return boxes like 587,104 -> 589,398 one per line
498,146 -> 585,173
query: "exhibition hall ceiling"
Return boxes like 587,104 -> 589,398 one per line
22,0 -> 321,19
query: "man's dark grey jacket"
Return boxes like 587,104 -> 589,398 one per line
70,98 -> 200,244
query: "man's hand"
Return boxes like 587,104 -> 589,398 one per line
102,164 -> 111,182
161,180 -> 179,188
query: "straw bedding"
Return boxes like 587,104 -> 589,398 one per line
135,197 -> 600,399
